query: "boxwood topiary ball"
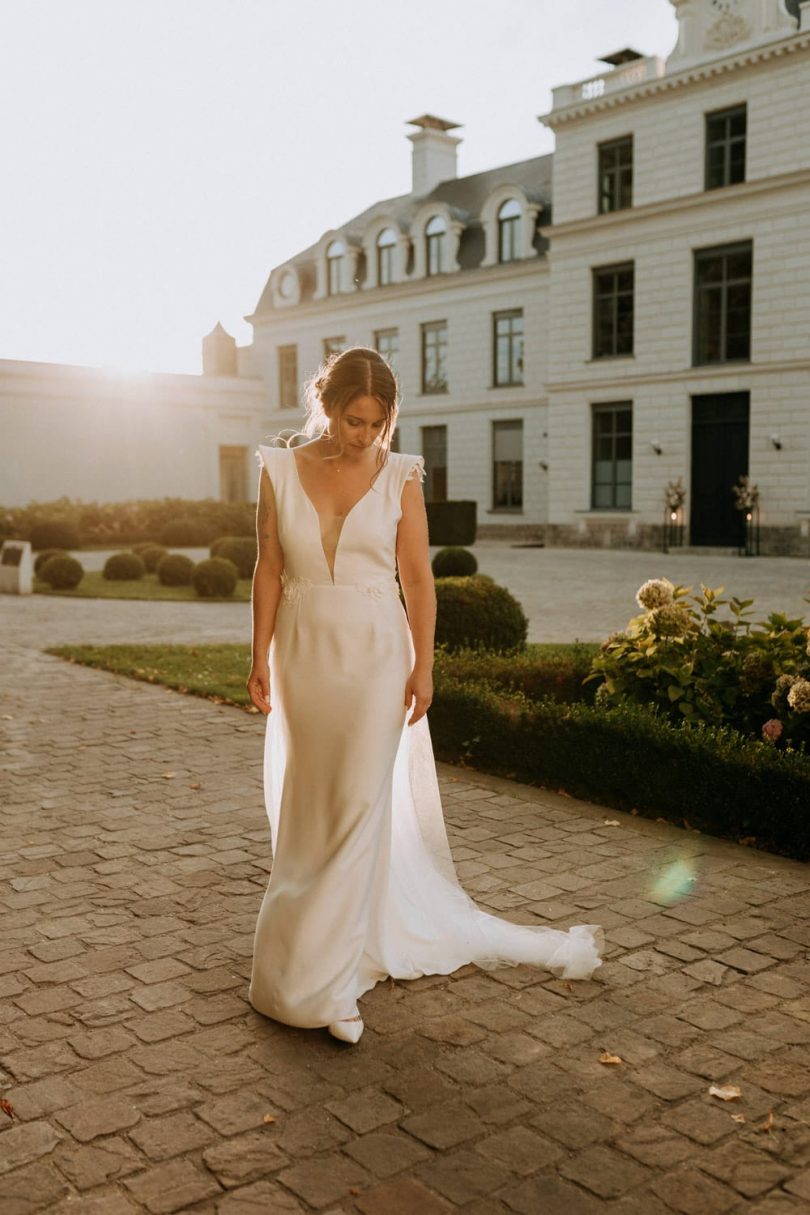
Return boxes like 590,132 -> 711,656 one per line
137,544 -> 169,573
435,575 -> 528,654
157,553 -> 194,586
39,554 -> 84,590
192,556 -> 238,598
34,547 -> 68,575
103,552 -> 146,581
432,547 -> 478,578
209,536 -> 258,578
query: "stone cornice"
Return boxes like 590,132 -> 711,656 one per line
539,167 -> 810,240
540,30 -> 810,129
245,257 -> 548,327
545,357 -> 810,395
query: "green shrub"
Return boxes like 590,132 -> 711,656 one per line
160,517 -> 216,547
432,547 -> 478,578
34,547 -> 67,575
430,671 -> 810,861
192,556 -> 238,598
39,554 -> 84,590
103,552 -> 145,581
435,643 -> 599,705
30,520 -> 80,551
210,536 -> 257,578
137,544 -> 169,573
588,579 -> 810,750
435,575 -> 527,654
157,553 -> 194,586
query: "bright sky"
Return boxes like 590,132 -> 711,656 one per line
1,0 -> 678,375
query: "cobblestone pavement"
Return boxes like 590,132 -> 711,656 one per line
2,638 -> 810,1213
5,542 -> 810,648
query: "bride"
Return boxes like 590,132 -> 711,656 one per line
246,347 -> 603,1044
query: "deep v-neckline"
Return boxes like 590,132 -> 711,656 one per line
290,446 -> 387,584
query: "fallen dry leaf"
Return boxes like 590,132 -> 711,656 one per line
0,714 -> 13,721
262,1113 -> 276,1124
709,1084 -> 742,1101
599,1051 -> 623,1065
161,772 -> 176,780
731,1113 -> 746,1123
561,980 -> 573,991
603,819 -> 620,827
757,1111 -> 775,1133
0,1098 -> 15,1118
188,783 -> 202,790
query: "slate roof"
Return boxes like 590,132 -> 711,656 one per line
252,152 -> 553,315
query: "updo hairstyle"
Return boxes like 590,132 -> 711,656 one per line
303,346 -> 399,467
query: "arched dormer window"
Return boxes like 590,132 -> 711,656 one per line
376,228 -> 397,286
326,239 -> 345,295
497,199 -> 522,263
425,216 -> 447,276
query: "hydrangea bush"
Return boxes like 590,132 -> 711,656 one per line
587,578 -> 810,751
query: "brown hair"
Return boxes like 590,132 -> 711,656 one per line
303,346 -> 399,471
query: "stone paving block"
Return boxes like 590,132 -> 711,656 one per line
128,1110 -> 216,1161
278,1151 -> 371,1208
415,1147 -> 513,1204
650,1165 -> 740,1213
474,1125 -> 564,1175
53,1134 -> 144,1189
55,1095 -> 141,1141
343,1129 -> 432,1177
202,1129 -> 288,1186
700,1137 -> 796,1197
354,1176 -> 453,1215
530,1100 -> 622,1149
325,1085 -> 404,1133
0,1120 -> 63,1175
497,1173 -> 604,1215
122,1157 -> 222,1213
2,1073 -> 82,1119
558,1144 -> 651,1198
0,1161 -> 70,1214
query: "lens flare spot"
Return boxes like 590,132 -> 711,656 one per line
650,859 -> 697,905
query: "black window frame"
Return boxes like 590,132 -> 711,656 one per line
592,261 -> 635,359
323,336 -> 346,359
705,104 -> 747,190
492,310 -> 524,388
374,327 -> 399,371
420,320 -> 448,395
376,230 -> 396,286
492,419 -> 523,512
597,135 -> 633,214
277,344 -> 298,410
591,402 -> 633,511
326,252 -> 342,296
693,240 -> 753,366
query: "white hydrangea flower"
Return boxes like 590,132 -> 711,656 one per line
787,677 -> 810,714
636,578 -> 675,611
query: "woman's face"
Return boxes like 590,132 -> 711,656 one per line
333,395 -> 388,451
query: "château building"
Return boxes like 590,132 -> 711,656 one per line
2,0 -> 808,554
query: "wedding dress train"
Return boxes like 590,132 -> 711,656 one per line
248,442 -> 603,1029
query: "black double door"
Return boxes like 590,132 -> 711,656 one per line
690,392 -> 750,546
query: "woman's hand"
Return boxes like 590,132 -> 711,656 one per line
247,662 -> 271,715
404,666 -> 433,726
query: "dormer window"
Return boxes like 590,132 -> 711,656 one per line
425,216 -> 447,276
376,228 -> 397,286
497,200 -> 522,263
326,239 -> 345,296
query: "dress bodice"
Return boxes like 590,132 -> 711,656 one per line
257,444 -> 425,591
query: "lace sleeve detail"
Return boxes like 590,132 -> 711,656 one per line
404,455 -> 426,485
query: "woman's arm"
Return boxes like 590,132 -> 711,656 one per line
396,472 -> 436,725
246,465 -> 284,714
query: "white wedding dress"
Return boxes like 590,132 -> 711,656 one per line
248,441 -> 603,1028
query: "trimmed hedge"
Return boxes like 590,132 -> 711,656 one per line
435,644 -> 599,705
432,546 -> 478,578
210,536 -> 257,578
2,496 -> 256,548
39,554 -> 84,590
34,547 -> 67,575
157,553 -> 194,586
192,556 -> 238,598
435,575 -> 528,654
104,552 -> 145,581
429,671 -> 810,861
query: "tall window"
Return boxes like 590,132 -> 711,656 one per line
598,136 -> 633,213
693,242 -> 752,365
323,336 -> 346,358
219,446 -> 248,503
277,345 -> 298,409
593,262 -> 634,358
592,404 -> 632,510
326,239 -> 345,296
492,420 -> 523,510
421,321 -> 448,394
421,425 -> 447,502
705,105 -> 746,190
377,227 -> 397,286
493,310 -> 524,387
425,215 -> 446,276
374,327 -> 399,372
497,199 -> 521,263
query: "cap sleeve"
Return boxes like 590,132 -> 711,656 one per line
403,454 -> 426,485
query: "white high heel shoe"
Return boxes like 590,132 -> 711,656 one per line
328,1015 -> 364,1044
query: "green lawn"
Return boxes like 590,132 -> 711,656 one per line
35,571 -> 252,602
46,642 -> 592,713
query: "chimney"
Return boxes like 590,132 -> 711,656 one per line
407,115 -> 462,197
202,322 -> 237,377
